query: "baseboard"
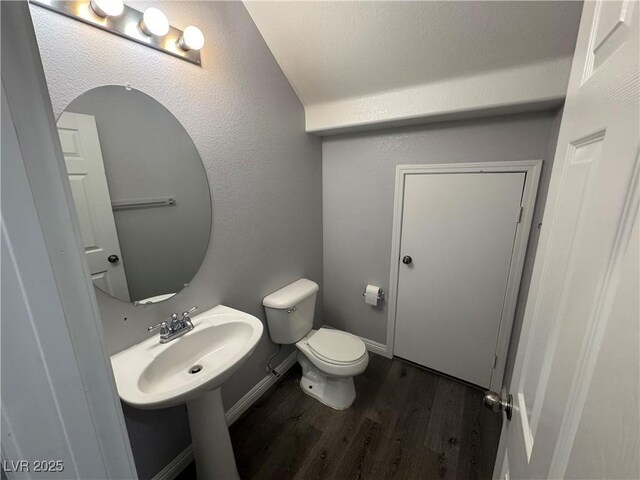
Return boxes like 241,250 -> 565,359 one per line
359,336 -> 388,357
225,350 -> 297,425
151,350 -> 297,480
151,444 -> 193,480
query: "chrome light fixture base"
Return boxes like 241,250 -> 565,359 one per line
29,0 -> 202,66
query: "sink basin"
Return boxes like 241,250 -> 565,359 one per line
111,305 -> 263,479
111,305 -> 263,409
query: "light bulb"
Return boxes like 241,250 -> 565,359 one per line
178,26 -> 205,51
140,7 -> 169,36
89,0 -> 124,18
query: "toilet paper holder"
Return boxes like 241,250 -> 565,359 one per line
362,288 -> 385,300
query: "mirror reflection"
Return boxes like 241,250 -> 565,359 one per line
57,86 -> 211,304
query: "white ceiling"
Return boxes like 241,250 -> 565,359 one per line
244,1 -> 583,134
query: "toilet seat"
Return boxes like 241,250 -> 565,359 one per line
307,328 -> 367,366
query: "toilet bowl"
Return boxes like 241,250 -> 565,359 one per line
296,328 -> 369,409
262,279 -> 369,410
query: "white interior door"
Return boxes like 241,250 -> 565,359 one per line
394,172 -> 525,388
57,112 -> 130,301
496,2 -> 639,479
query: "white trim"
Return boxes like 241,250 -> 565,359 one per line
386,161 -> 542,390
224,350 -> 298,425
151,350 -> 298,480
1,4 -> 137,478
151,445 -> 194,480
359,336 -> 388,356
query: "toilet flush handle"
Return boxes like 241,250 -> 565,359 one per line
287,306 -> 297,314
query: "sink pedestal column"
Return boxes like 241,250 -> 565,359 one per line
187,388 -> 239,480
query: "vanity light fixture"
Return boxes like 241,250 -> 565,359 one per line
140,7 -> 169,37
178,26 -> 205,51
30,1 -> 202,65
89,0 -> 124,18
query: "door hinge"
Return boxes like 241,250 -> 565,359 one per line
516,206 -> 523,223
492,354 -> 498,369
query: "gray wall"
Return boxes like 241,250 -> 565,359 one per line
67,86 -> 211,302
31,3 -> 322,479
322,109 -> 563,381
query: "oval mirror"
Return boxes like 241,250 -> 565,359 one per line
57,86 -> 211,304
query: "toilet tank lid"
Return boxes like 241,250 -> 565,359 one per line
262,278 -> 319,309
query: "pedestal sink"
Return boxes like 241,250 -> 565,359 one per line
111,305 -> 264,479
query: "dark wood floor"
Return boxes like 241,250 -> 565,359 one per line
178,353 -> 502,480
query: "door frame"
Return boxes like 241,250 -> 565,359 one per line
386,160 -> 542,391
2,3 -> 137,478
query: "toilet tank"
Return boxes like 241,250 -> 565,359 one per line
262,279 -> 319,344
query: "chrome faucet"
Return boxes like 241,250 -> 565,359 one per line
148,306 -> 197,343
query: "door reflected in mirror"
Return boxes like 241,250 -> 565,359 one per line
57,86 -> 211,304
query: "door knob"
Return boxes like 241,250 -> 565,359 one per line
108,254 -> 120,264
402,255 -> 413,265
484,391 -> 513,420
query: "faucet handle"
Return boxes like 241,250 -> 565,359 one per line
182,306 -> 197,318
148,321 -> 169,333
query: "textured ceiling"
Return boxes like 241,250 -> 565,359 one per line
244,1 -> 583,106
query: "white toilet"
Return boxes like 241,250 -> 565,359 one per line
263,278 -> 369,410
